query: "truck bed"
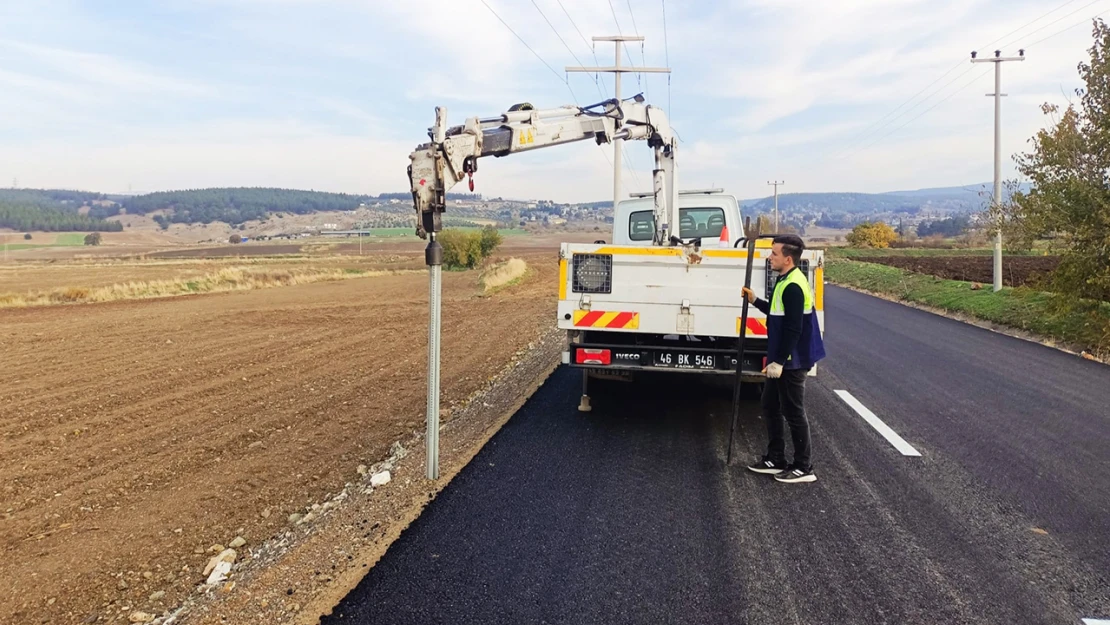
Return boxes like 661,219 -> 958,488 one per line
557,242 -> 825,378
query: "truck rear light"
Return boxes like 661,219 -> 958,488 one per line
576,348 -> 611,365
572,254 -> 612,294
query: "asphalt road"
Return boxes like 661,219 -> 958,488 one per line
323,285 -> 1110,625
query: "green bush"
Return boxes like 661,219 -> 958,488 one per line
83,232 -> 102,246
846,222 -> 897,248
439,227 -> 502,269
23,233 -> 31,240
479,225 -> 502,257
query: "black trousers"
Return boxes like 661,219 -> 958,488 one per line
761,368 -> 811,470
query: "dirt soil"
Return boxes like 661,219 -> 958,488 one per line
862,255 -> 1061,288
0,249 -> 561,624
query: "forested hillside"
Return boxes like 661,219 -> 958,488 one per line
0,189 -> 122,232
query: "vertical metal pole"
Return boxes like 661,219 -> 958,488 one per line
613,40 -> 623,207
992,61 -> 1003,293
974,50 -> 1023,290
426,234 -> 443,480
773,185 -> 779,232
767,181 -> 783,233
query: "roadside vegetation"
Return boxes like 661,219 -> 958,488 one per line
826,21 -> 1110,360
439,226 -> 503,270
826,258 -> 1109,359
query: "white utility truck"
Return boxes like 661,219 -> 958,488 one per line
559,190 -> 824,391
407,96 -> 824,409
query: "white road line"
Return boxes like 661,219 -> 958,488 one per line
1082,619 -> 1110,624
834,390 -> 922,457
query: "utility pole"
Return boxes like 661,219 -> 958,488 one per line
768,181 -> 784,232
567,36 -> 671,206
971,48 -> 1024,292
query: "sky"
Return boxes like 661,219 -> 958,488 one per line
0,0 -> 1104,203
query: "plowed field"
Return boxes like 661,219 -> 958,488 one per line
0,251 -> 557,623
862,255 -> 1060,288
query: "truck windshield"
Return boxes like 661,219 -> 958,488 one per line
629,207 -> 726,241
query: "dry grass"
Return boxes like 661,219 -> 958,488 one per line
479,258 -> 529,293
0,254 -> 422,292
0,266 -> 419,308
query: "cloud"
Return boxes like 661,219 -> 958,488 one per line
0,0 -> 1103,201
0,39 -> 212,96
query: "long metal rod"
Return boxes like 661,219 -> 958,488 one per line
726,233 -> 758,466
426,239 -> 442,480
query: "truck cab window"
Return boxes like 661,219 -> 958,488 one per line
629,208 -> 726,241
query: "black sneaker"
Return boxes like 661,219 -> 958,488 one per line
774,466 -> 817,483
747,456 -> 788,475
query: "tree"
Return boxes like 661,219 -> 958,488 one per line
23,233 -> 31,240
846,222 -> 897,248
1001,18 -> 1110,304
84,232 -> 102,246
478,226 -> 502,257
439,228 -> 502,269
229,234 -> 242,244
439,229 -> 480,269
916,215 -> 971,238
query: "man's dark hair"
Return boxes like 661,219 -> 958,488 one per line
773,234 -> 805,265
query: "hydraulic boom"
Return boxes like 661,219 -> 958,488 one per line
407,97 -> 680,245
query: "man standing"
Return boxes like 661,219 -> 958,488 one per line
741,234 -> 826,483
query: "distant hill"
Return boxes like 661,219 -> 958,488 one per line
0,189 -> 122,232
2,186 -> 492,230
738,182 -> 1029,215
118,188 -> 486,226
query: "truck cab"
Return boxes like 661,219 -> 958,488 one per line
611,189 -> 742,248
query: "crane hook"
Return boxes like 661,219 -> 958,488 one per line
463,156 -> 477,192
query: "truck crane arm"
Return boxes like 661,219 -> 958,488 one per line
407,96 -> 679,246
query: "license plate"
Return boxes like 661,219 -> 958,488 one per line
654,350 -> 716,370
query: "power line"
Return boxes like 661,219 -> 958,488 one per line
1001,0 -> 1105,49
834,1 -> 1097,161
555,0 -> 609,91
1024,8 -> 1110,48
975,0 -> 1082,53
626,0 -> 647,98
532,0 -> 605,99
478,0 -> 613,171
607,0 -> 637,66
845,66 -> 994,160
832,64 -> 978,161
835,59 -> 966,157
478,0 -> 566,84
626,0 -> 640,34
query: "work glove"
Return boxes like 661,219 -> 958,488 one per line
763,362 -> 783,379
